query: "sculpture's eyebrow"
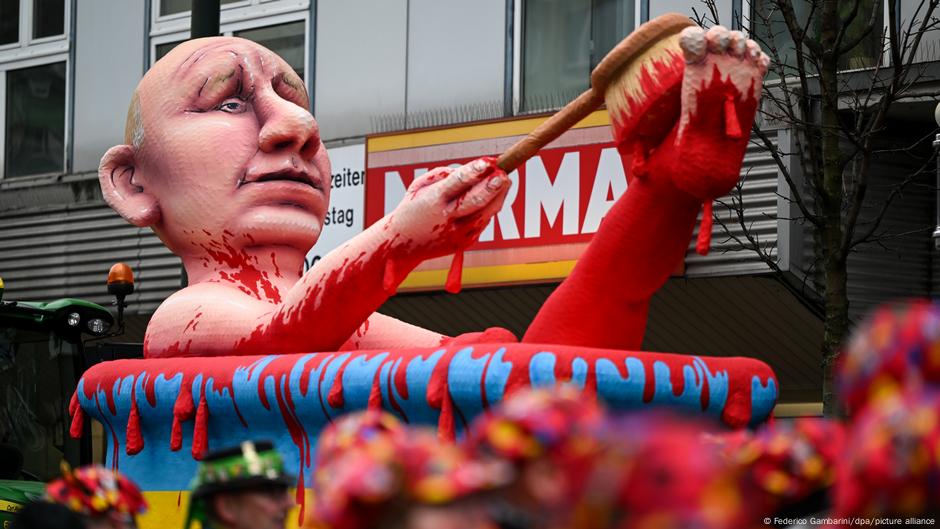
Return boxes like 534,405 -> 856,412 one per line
176,51 -> 255,108
175,45 -> 243,80
274,70 -> 309,108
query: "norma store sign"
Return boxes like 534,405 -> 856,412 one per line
365,110 -> 669,291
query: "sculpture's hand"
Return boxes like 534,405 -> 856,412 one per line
385,157 -> 509,260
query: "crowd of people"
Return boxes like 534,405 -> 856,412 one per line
9,300 -> 940,529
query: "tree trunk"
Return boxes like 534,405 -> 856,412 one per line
818,0 -> 850,417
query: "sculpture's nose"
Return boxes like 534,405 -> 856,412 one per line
256,88 -> 319,158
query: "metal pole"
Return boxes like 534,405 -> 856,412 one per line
934,133 -> 940,249
191,0 -> 220,39
933,103 -> 940,249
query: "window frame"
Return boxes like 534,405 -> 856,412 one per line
149,0 -> 310,105
512,0 -> 642,116
0,0 -> 71,182
743,0 -> 893,76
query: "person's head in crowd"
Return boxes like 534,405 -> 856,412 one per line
833,390 -> 940,517
726,417 -> 845,518
314,409 -> 406,470
46,464 -> 146,529
579,412 -> 754,529
309,412 -> 507,529
11,500 -> 85,529
185,440 -> 295,529
464,386 -> 606,529
838,299 -> 940,413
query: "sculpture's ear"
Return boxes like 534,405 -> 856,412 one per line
98,145 -> 160,227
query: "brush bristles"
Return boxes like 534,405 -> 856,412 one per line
605,33 -> 684,128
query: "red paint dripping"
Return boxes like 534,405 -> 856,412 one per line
126,394 -> 143,455
554,356 -> 574,384
445,251 -> 464,294
172,382 -> 195,451
696,201 -> 713,256
143,373 -> 157,408
642,359 -> 657,403
198,237 -> 281,303
393,352 -> 410,401
700,366 -> 711,411
723,93 -> 742,139
438,390 -> 457,441
192,393 -> 209,460
69,391 -> 84,438
668,359 -> 687,397
327,355 -> 354,408
367,374 -> 383,411
271,252 -> 282,278
273,372 -> 310,525
385,356 -> 408,421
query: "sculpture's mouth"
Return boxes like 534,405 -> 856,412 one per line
240,168 -> 324,193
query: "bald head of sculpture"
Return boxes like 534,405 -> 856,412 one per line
99,37 -> 331,262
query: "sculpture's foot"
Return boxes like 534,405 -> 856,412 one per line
639,25 -> 769,202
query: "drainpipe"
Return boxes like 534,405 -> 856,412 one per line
933,103 -> 940,249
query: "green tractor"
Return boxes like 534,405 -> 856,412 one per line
0,266 -> 135,524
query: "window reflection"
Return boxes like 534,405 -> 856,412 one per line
5,62 -> 66,178
522,0 -> 634,113
752,0 -> 883,78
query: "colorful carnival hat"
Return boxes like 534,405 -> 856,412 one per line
838,299 -> 940,412
833,390 -> 940,516
315,410 -> 406,469
576,412 -> 754,529
185,440 -> 294,529
466,386 -> 605,465
310,412 -> 408,529
46,463 -> 147,520
309,421 -> 507,529
731,418 -> 845,515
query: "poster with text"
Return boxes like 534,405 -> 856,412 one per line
305,143 -> 366,270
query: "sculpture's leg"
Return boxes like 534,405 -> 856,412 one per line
523,26 -> 768,349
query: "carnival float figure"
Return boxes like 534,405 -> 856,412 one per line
72,13 -> 779,525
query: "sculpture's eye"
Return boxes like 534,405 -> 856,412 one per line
217,97 -> 247,114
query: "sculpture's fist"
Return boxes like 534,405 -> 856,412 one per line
385,157 -> 509,260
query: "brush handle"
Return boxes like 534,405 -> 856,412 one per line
496,89 -> 603,173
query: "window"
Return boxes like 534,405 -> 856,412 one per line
235,21 -> 305,80
751,0 -> 884,76
160,0 -> 242,17
0,0 -> 19,45
154,21 -> 305,80
32,0 -> 65,40
150,1 -> 310,102
155,40 -> 182,62
5,62 -> 66,177
0,0 -> 69,179
521,0 -> 634,112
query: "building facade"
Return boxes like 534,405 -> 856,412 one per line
1,0 -> 938,411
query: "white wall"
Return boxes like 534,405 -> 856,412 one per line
315,0 -> 408,141
73,0 -> 146,173
405,0 -> 505,116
